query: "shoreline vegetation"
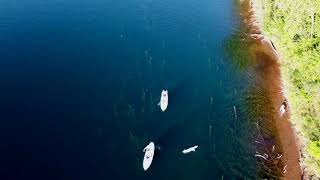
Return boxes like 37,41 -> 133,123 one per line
225,0 -> 305,178
252,0 -> 320,178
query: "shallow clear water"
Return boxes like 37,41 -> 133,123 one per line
0,0 -> 259,179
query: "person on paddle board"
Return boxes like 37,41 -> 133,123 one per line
159,90 -> 168,111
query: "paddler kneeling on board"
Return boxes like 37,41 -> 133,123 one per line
159,90 -> 168,112
143,142 -> 155,171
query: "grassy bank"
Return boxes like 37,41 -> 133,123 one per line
255,0 -> 320,177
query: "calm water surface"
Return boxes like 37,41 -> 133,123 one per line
0,0 -> 259,179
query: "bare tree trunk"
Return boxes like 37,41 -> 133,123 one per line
311,11 -> 314,37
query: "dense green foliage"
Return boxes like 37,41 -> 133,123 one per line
308,141 -> 320,160
259,0 -> 320,177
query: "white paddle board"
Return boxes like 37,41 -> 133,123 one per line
160,90 -> 168,111
143,142 -> 155,171
182,145 -> 198,154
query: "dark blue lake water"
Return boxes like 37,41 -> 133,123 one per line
0,0 -> 259,179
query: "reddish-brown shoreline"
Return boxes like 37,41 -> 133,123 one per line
239,0 -> 303,179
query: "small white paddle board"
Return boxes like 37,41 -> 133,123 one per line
182,145 -> 198,154
159,90 -> 168,111
143,142 -> 155,171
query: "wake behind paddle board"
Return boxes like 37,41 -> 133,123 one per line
160,90 -> 168,111
143,142 -> 155,171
